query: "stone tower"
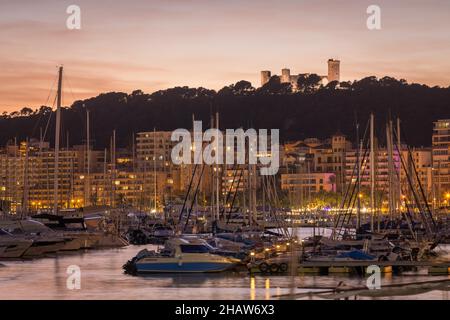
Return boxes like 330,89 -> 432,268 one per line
327,59 -> 340,83
261,71 -> 271,86
281,68 -> 291,83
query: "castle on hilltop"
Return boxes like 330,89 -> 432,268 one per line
260,59 -> 340,90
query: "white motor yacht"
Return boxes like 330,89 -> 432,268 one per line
124,237 -> 241,274
0,220 -> 71,257
0,229 -> 34,259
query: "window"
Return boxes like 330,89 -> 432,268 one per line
180,245 -> 210,253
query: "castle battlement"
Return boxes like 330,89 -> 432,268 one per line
261,59 -> 340,89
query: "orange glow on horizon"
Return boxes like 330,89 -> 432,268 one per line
1,1 -> 450,111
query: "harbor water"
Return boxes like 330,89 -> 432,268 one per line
0,228 -> 449,300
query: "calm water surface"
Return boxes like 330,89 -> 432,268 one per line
0,228 -> 448,300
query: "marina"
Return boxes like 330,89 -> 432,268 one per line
0,2 -> 449,306
0,229 -> 448,300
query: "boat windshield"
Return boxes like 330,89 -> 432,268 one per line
0,229 -> 13,236
180,244 -> 210,253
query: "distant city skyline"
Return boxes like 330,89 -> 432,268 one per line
1,0 -> 450,111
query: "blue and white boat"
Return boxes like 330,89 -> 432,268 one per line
123,238 -> 241,274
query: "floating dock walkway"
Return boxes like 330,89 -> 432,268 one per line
249,260 -> 450,275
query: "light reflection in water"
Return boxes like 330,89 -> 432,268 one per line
0,229 -> 447,300
250,276 -> 255,300
0,246 -> 447,300
265,278 -> 270,300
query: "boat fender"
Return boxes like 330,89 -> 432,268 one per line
279,263 -> 288,273
269,263 -> 279,273
176,254 -> 183,266
258,262 -> 269,273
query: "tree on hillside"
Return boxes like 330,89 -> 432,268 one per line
379,76 -> 406,87
259,76 -> 291,94
19,107 -> 33,116
131,89 -> 144,96
218,80 -> 255,95
233,80 -> 254,94
324,80 -> 339,90
38,106 -> 52,114
339,81 -> 352,90
1,75 -> 449,149
352,76 -> 379,90
297,74 -> 322,93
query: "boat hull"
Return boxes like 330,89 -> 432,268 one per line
60,238 -> 83,251
94,234 -> 129,248
135,261 -> 236,273
0,240 -> 33,259
23,240 -> 66,257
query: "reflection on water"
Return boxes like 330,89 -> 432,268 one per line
250,276 -> 255,300
265,278 -> 270,300
0,228 -> 449,300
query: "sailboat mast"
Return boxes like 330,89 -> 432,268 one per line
132,132 -> 136,208
86,109 -> 91,207
53,66 -> 63,214
111,129 -> 116,208
370,113 -> 375,233
385,119 -> 395,230
356,122 -> 361,230
22,138 -> 30,216
215,112 -> 220,222
390,120 -> 396,220
153,127 -> 157,213
397,118 -> 402,211
13,137 -> 17,213
210,114 -> 215,221
248,161 -> 251,227
387,120 -> 395,223
103,148 -> 107,206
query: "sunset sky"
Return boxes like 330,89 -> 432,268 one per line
1,0 -> 450,111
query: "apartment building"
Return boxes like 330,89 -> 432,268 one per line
432,119 -> 450,203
